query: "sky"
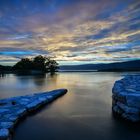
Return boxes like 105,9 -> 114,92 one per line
0,0 -> 140,65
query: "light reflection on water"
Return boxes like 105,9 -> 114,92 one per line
1,72 -> 140,140
0,72 -> 121,99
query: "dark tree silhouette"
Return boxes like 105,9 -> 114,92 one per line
13,58 -> 33,71
13,55 -> 59,74
33,55 -> 48,72
46,59 -> 59,73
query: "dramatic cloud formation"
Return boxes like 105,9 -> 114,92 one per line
0,0 -> 140,65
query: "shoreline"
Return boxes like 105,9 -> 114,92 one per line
0,89 -> 67,140
112,75 -> 140,122
0,70 -> 140,75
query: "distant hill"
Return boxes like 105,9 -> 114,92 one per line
60,60 -> 140,72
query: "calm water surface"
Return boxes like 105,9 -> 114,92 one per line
0,72 -> 140,140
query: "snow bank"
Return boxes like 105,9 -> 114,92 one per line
0,89 -> 67,140
112,75 -> 140,122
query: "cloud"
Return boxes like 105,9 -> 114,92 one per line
0,0 -> 140,64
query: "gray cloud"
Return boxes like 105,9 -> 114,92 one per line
0,0 -> 140,64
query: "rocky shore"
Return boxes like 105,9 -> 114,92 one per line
0,89 -> 67,140
112,75 -> 140,122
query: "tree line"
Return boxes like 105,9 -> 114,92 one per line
0,55 -> 59,74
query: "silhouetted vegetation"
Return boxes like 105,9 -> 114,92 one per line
13,55 -> 59,74
0,65 -> 12,73
0,55 -> 59,75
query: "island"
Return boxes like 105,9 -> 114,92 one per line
0,55 -> 59,75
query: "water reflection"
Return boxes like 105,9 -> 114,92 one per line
15,74 -> 47,87
0,73 -> 6,78
1,72 -> 140,140
0,73 -> 60,98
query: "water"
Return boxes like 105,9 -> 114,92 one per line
0,72 -> 140,140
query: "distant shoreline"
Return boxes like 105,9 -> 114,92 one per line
59,70 -> 98,72
59,70 -> 140,72
1,59 -> 140,74
1,70 -> 140,76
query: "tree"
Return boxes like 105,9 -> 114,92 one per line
13,58 -> 33,71
33,55 -> 48,72
12,55 -> 59,74
46,59 -> 59,73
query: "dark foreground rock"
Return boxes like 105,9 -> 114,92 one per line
112,75 -> 140,122
0,89 -> 67,140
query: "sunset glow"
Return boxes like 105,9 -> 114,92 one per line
0,0 -> 140,65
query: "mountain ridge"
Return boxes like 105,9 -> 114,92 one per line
60,60 -> 140,71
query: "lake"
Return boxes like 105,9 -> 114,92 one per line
0,72 -> 140,140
